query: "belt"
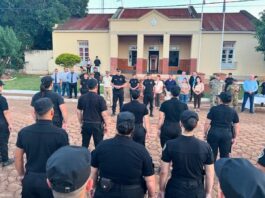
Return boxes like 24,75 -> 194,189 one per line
83,121 -> 102,124
112,184 -> 142,190
170,178 -> 203,186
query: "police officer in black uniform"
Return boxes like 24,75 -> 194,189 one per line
143,74 -> 155,117
204,91 -> 240,161
158,85 -> 188,148
111,69 -> 126,116
129,73 -> 140,101
94,67 -> 101,95
80,73 -> 89,95
0,80 -> 14,167
77,78 -> 109,147
31,76 -> 68,128
15,98 -> 69,198
90,112 -> 156,198
159,110 -> 214,198
121,90 -> 150,146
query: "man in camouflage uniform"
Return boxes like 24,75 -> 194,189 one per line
227,80 -> 240,109
209,74 -> 224,107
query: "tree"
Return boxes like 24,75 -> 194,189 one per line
0,26 -> 24,76
0,0 -> 89,50
255,10 -> 265,59
55,53 -> 81,68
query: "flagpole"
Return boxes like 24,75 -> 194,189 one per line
197,0 -> 205,73
219,0 -> 226,72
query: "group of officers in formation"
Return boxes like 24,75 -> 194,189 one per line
0,68 -> 265,198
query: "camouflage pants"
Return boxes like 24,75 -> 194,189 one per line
210,94 -> 219,107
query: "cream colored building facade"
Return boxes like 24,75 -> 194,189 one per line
50,7 -> 265,77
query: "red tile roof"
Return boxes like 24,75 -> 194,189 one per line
201,12 -> 255,31
119,8 -> 193,19
56,14 -> 112,30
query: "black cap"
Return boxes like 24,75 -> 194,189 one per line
117,112 -> 135,125
41,76 -> 53,86
258,148 -> 265,167
34,98 -> 54,115
46,146 -> 91,193
131,90 -> 140,99
87,78 -> 98,89
217,92 -> 232,103
215,158 -> 265,198
0,80 -> 5,86
180,110 -> 199,122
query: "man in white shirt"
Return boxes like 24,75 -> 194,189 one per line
102,71 -> 112,106
154,75 -> 164,108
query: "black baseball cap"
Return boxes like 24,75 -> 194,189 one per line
215,158 -> 265,198
0,80 -> 5,86
87,78 -> 98,89
117,112 -> 135,126
34,98 -> 54,115
258,148 -> 265,167
180,110 -> 199,122
46,146 -> 91,193
217,92 -> 232,103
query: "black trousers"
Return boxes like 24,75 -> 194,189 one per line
69,82 -> 77,98
155,93 -> 161,107
81,123 -> 104,147
22,172 -> 53,198
165,178 -> 205,198
207,127 -> 232,161
133,124 -> 146,146
143,94 -> 153,113
189,87 -> 194,102
194,93 -> 202,108
160,122 -> 181,148
95,184 -> 145,198
241,92 -> 255,113
0,124 -> 10,162
112,89 -> 124,113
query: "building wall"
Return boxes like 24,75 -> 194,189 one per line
200,33 -> 265,76
50,31 -> 110,72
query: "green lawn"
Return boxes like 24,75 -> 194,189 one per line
4,74 -> 42,91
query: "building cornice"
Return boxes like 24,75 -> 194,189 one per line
108,18 -> 201,22
53,30 -> 109,33
202,31 -> 255,34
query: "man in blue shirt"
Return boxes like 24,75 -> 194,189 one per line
241,75 -> 258,113
60,67 -> 69,97
51,68 -> 62,95
67,68 -> 79,99
164,75 -> 177,100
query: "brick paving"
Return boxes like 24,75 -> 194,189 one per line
0,98 -> 264,198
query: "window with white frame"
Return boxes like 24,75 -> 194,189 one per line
222,41 -> 236,69
169,46 -> 180,66
78,40 -> 89,66
128,45 -> 137,66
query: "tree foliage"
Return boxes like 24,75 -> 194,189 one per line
0,26 -> 23,76
0,0 -> 88,50
55,53 -> 81,68
255,10 -> 265,59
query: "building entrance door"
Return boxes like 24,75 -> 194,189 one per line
148,51 -> 159,73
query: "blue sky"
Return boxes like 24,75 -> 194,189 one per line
88,0 -> 265,18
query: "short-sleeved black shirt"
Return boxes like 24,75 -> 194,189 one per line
143,79 -> 155,95
16,120 -> 69,173
162,135 -> 214,180
129,78 -> 139,89
77,92 -> 107,123
94,59 -> 101,66
80,79 -> 89,89
111,75 -> 126,91
207,104 -> 239,128
94,72 -> 101,82
121,100 -> 148,124
160,98 -> 188,122
91,135 -> 154,185
0,95 -> 8,125
31,91 -> 64,122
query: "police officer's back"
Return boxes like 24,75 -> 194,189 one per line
143,74 -> 155,117
129,74 -> 140,101
121,90 -> 150,146
90,112 -> 156,198
15,98 -> 69,198
158,85 -> 188,147
80,73 -> 89,95
77,79 -> 109,148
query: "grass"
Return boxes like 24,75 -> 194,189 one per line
4,74 -> 42,91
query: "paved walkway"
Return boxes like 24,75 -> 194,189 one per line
0,98 -> 264,197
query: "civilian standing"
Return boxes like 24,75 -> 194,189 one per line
179,78 -> 190,104
67,68 -> 79,99
193,76 -> 204,112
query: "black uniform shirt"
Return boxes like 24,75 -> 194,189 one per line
94,59 -> 101,66
16,120 -> 69,173
92,135 -> 154,185
94,72 -> 101,82
129,78 -> 139,89
77,91 -> 107,123
111,75 -> 126,91
121,100 -> 148,124
80,78 -> 89,90
207,104 -> 239,128
31,91 -> 64,121
143,79 -> 155,95
162,135 -> 214,180
160,98 -> 188,122
0,95 -> 8,125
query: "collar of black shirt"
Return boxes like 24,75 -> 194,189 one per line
115,134 -> 131,140
36,120 -> 53,125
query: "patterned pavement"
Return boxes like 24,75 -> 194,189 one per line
0,98 -> 264,197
